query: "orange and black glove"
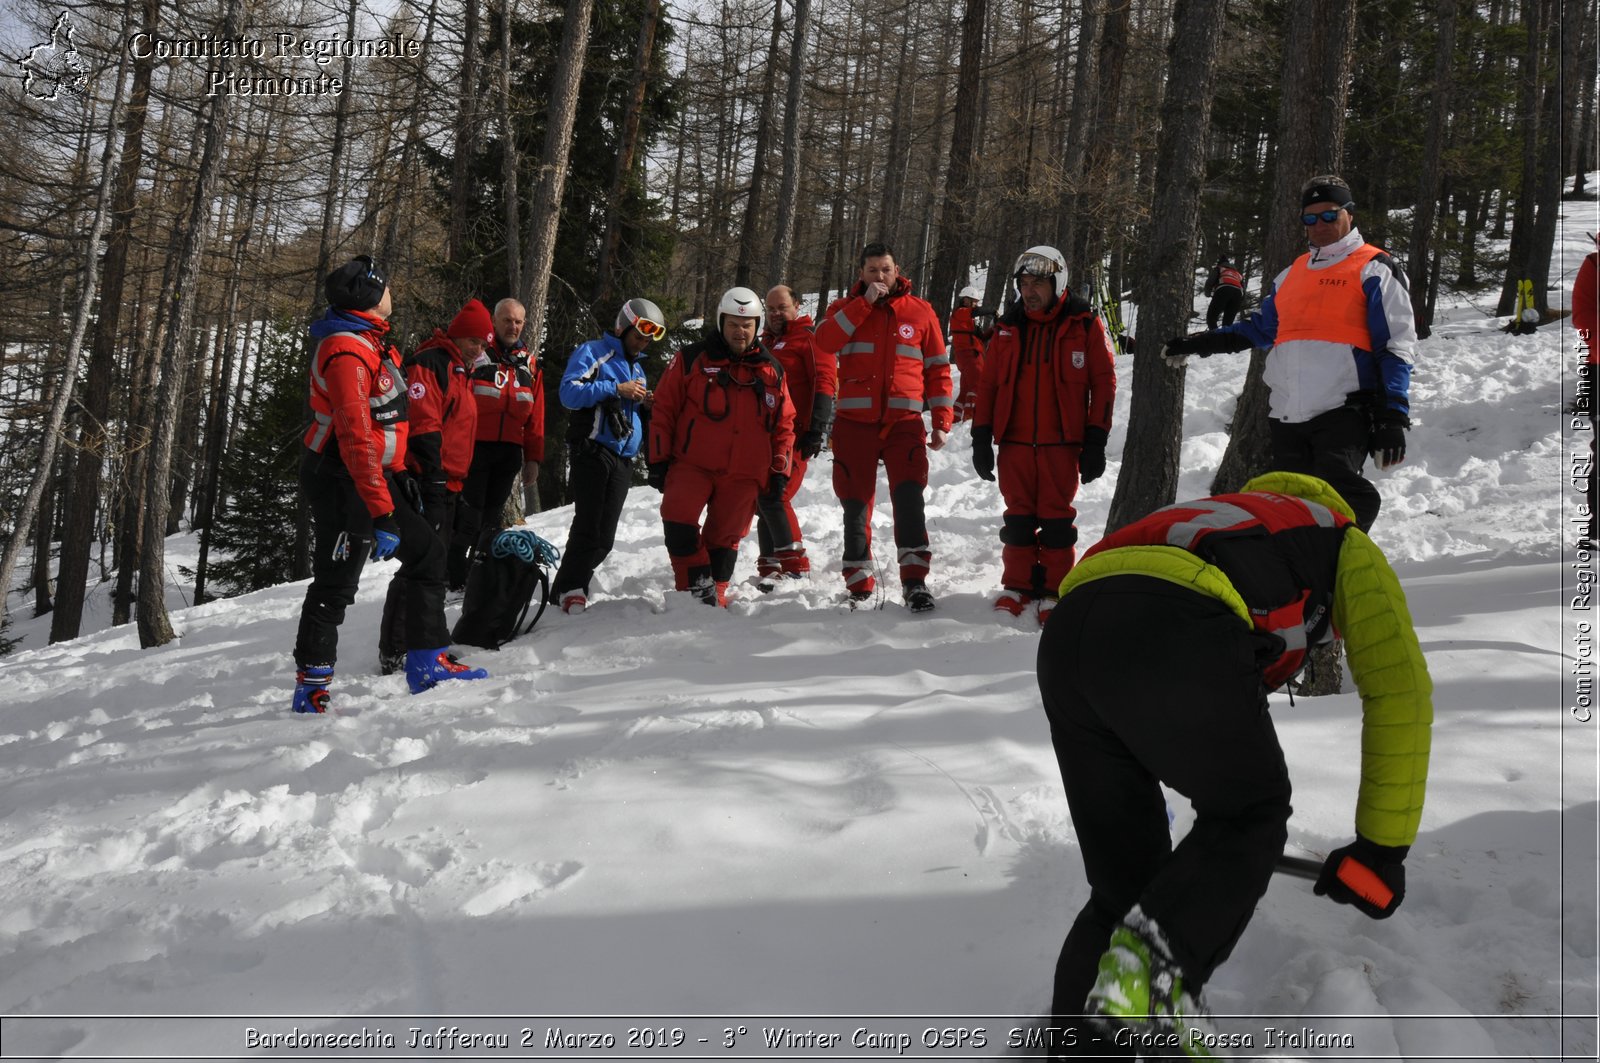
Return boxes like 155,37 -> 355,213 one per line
1314,836 -> 1407,919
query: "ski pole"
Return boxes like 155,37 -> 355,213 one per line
1273,853 -> 1323,880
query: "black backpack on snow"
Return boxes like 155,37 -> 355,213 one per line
451,529 -> 561,649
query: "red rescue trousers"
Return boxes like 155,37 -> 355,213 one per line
997,442 -> 1081,596
832,417 -> 931,593
660,462 -> 762,589
755,453 -> 812,576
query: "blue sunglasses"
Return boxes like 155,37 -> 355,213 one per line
1301,205 -> 1351,225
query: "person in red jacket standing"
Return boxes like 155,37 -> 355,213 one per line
949,284 -> 990,423
813,242 -> 955,612
1574,239 -> 1598,546
378,298 -> 487,673
292,258 -> 487,712
450,298 -> 547,589
973,245 -> 1116,624
649,287 -> 796,606
753,283 -> 836,588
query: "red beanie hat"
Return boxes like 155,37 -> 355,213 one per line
448,298 -> 493,341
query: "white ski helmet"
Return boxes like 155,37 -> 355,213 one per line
616,297 -> 667,340
1012,245 -> 1069,303
957,285 -> 983,304
717,286 -> 763,330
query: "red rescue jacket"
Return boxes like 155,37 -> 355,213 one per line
469,337 -> 546,461
404,330 -> 478,490
649,333 -> 795,481
814,277 -> 954,432
762,315 -> 836,433
303,310 -> 407,517
976,295 -> 1116,445
1576,250 -> 1598,364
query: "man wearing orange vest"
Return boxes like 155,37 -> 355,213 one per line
293,258 -> 488,713
1202,254 -> 1244,329
1162,176 -> 1418,531
1038,472 -> 1431,1052
813,242 -> 955,612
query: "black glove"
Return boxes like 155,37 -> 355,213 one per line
798,429 -> 826,460
1079,426 -> 1108,484
1370,408 -> 1409,468
763,474 -> 789,504
1313,836 -> 1408,919
392,471 -> 425,514
1161,330 -> 1253,364
647,462 -> 670,492
972,425 -> 996,482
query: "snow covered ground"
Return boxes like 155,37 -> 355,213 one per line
0,211 -> 1596,1061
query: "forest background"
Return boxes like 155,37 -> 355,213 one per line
0,0 -> 1591,651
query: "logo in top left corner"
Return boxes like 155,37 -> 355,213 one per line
22,11 -> 89,102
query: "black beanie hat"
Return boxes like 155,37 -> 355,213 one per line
325,255 -> 387,311
1301,181 -> 1354,210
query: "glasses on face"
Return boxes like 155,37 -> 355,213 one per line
632,316 -> 666,340
1301,207 -> 1348,225
1015,252 -> 1064,277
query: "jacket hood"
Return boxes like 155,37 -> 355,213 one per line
1000,290 -> 1093,328
415,328 -> 467,366
1306,226 -> 1367,266
849,275 -> 914,301
309,307 -> 390,342
765,313 -> 814,343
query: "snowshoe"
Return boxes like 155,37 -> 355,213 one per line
1085,909 -> 1217,1059
292,665 -> 333,714
405,648 -> 489,694
903,582 -> 936,613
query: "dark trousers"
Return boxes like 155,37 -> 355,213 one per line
451,441 -> 525,587
550,443 -> 632,598
1268,405 -> 1380,531
380,491 -> 457,662
1206,286 -> 1242,329
295,466 -> 449,668
1037,576 -> 1291,1036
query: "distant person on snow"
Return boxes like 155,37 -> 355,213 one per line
813,242 -> 955,612
1037,472 -> 1432,1054
547,297 -> 664,614
949,284 -> 991,422
377,297 -> 486,674
972,245 -> 1116,625
1162,175 -> 1418,532
1202,254 -> 1244,329
649,287 -> 795,607
1574,238 -> 1598,546
292,257 -> 488,712
449,298 -> 547,589
752,284 -> 836,589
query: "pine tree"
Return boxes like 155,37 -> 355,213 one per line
206,323 -> 306,598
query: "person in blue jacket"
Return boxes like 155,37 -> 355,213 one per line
548,298 -> 666,613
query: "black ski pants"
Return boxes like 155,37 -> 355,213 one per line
380,490 -> 457,662
451,440 -> 525,587
295,465 -> 448,669
1206,286 -> 1242,329
1268,405 -> 1380,531
550,443 -> 632,598
1037,575 -> 1291,1041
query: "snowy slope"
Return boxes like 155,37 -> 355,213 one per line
0,211 -> 1595,1060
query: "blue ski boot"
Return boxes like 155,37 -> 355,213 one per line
292,665 -> 333,714
405,648 -> 489,694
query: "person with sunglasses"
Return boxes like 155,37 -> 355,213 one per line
1161,175 -> 1418,532
547,297 -> 666,613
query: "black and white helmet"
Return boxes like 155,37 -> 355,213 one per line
616,297 -> 667,340
1012,245 -> 1069,303
717,286 -> 763,330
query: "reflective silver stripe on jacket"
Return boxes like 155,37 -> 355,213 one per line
839,342 -> 875,356
473,384 -> 501,398
837,396 -> 874,410
832,310 -> 858,337
1157,500 -> 1258,549
307,412 -> 333,451
515,391 -> 535,403
927,395 -> 955,408
311,330 -> 368,393
887,397 -> 922,411
895,343 -> 923,362
924,353 -> 951,367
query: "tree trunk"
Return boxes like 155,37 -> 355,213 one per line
735,0 -> 785,289
1525,0 -> 1581,317
926,0 -> 987,325
1105,0 -> 1229,531
498,0 -> 522,296
1496,0 -> 1546,315
1406,0 -> 1457,338
1068,0 -> 1130,277
766,0 -> 812,285
1056,0 -> 1101,254
517,0 -> 595,347
594,0 -> 663,310
449,0 -> 481,274
382,0 -> 442,268
51,0 -> 158,645
0,27 -> 129,637
136,0 -> 239,648
1211,0 -> 1356,498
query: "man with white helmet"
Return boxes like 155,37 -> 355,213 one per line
547,297 -> 664,613
949,284 -> 991,423
813,242 -> 955,612
973,245 -> 1117,624
649,287 -> 795,606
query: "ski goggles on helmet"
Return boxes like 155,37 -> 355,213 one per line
630,315 -> 666,340
1300,205 -> 1351,225
1014,250 -> 1065,277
